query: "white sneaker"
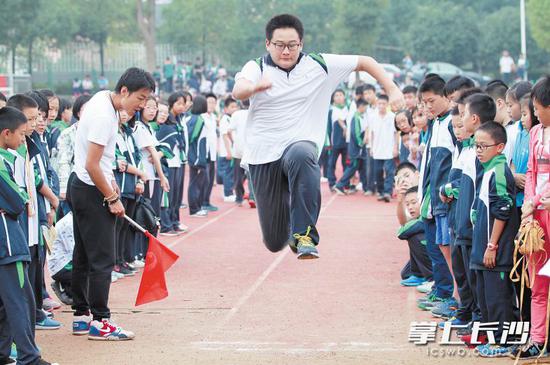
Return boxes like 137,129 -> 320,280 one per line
43,297 -> 61,311
190,210 -> 208,218
111,272 -> 119,283
131,260 -> 145,269
88,319 -> 135,341
223,195 -> 236,203
112,271 -> 125,280
417,281 -> 434,294
320,177 -> 328,183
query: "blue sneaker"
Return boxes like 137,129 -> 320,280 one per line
430,298 -> 458,318
400,275 -> 426,287
476,343 -> 516,358
9,343 -> 16,359
73,314 -> 92,335
438,316 -> 469,329
35,317 -> 61,330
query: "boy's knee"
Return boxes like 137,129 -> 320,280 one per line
263,236 -> 292,253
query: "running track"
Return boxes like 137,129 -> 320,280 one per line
39,180 -> 514,364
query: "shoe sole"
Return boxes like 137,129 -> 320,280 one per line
401,282 -> 424,287
73,330 -> 89,336
297,252 -> 319,260
36,326 -> 61,330
88,335 -> 134,341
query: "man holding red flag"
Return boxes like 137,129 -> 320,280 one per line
69,68 -> 155,341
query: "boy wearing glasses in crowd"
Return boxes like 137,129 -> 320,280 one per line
470,121 -> 519,357
232,14 -> 404,259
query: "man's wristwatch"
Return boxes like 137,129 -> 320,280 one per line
487,242 -> 498,251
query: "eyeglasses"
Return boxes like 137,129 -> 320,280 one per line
270,41 -> 301,51
475,143 -> 500,152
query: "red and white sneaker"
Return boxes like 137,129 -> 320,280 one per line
88,319 -> 135,341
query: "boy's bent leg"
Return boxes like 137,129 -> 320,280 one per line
281,141 -> 321,245
0,263 -> 40,365
249,160 -> 291,252
336,161 -> 358,190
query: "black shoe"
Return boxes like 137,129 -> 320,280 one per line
50,281 -> 73,306
0,357 -> 15,364
511,341 -> 547,359
383,194 -> 391,203
116,264 -> 135,277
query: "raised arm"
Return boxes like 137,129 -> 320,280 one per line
355,56 -> 404,111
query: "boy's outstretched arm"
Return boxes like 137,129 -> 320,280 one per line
355,56 -> 404,111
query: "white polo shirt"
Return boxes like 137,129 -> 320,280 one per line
235,53 -> 358,165
74,90 -> 118,185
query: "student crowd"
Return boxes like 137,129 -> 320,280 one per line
325,73 -> 550,359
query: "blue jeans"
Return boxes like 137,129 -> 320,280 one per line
328,146 -> 347,187
423,219 -> 454,299
366,151 -> 376,192
217,157 -> 234,197
374,159 -> 395,195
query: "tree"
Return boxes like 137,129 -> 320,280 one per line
136,0 -> 156,72
527,0 -> 550,53
73,0 -> 133,75
406,3 -> 478,67
331,0 -> 389,55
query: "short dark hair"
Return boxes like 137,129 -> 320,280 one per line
0,92 -> 6,103
485,80 -> 508,101
72,94 -> 92,121
354,85 -> 365,96
56,98 -> 72,120
377,94 -> 389,102
476,121 -> 507,145
363,84 -> 376,93
7,94 -> 38,112
25,91 -> 49,114
402,85 -> 418,95
456,87 -> 483,105
356,98 -> 368,108
405,186 -> 419,196
224,97 -> 237,108
332,89 -> 346,103
168,91 -> 186,112
204,92 -> 217,101
38,89 -> 56,99
191,95 -> 208,115
396,161 -> 417,174
419,74 -> 446,96
444,76 -> 475,97
0,106 -> 27,133
451,106 -> 460,116
266,14 -> 304,41
114,67 -> 155,94
465,93 -> 496,124
532,75 -> 550,107
506,81 -> 532,103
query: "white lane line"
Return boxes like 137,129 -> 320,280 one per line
216,194 -> 338,329
191,340 -> 410,353
167,206 -> 239,249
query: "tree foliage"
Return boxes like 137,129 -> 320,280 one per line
527,0 -> 550,53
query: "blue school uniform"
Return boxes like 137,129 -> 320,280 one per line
187,114 -> 208,215
511,123 -> 529,207
335,112 -> 367,190
114,123 -> 141,200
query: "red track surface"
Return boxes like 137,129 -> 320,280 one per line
39,180 -> 513,364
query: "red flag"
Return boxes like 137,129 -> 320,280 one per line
135,231 -> 179,306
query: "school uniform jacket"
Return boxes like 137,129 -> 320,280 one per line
441,141 -> 463,230
470,154 -> 518,272
428,111 -> 457,217
331,104 -> 348,150
419,120 -> 434,220
156,115 -> 186,164
114,123 -> 141,200
31,131 -> 60,225
0,148 -> 31,265
397,218 -> 427,245
348,112 -> 367,160
186,114 -> 208,168
454,138 -> 483,246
